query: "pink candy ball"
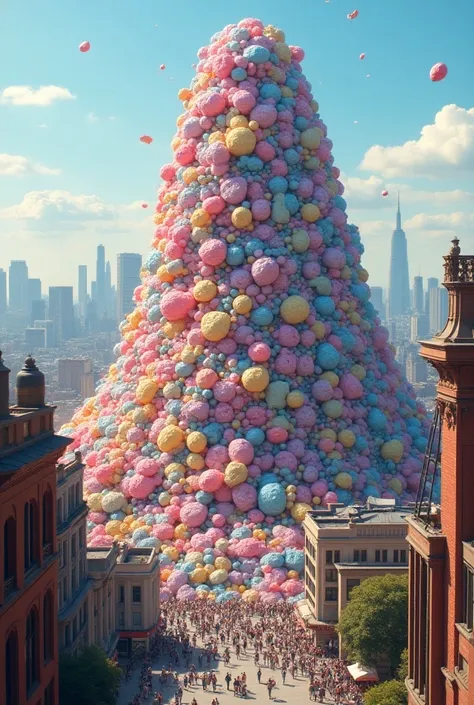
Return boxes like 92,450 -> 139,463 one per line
220,177 -> 247,204
199,239 -> 227,266
180,502 -> 208,527
228,438 -> 254,464
128,475 -> 157,499
251,257 -> 280,286
136,458 -> 160,477
198,91 -> 226,117
198,469 -> 224,492
248,342 -> 271,362
232,89 -> 257,114
160,291 -> 195,321
232,483 -> 257,511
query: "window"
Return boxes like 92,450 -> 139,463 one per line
119,611 -> 125,627
25,609 -> 39,695
42,488 -> 53,548
325,587 -> 338,602
5,630 -> 19,705
325,569 -> 337,583
57,498 -> 63,526
325,550 -> 333,565
44,680 -> 54,705
353,550 -> 360,562
79,526 -> 84,548
132,586 -> 142,603
24,500 -> 38,572
401,550 -> 407,564
72,565 -> 77,592
71,534 -> 76,560
65,624 -> 70,647
63,577 -> 68,603
462,564 -> 474,631
60,542 -> 66,568
394,550 -> 399,563
23,421 -> 31,438
361,550 -> 367,562
3,516 -> 17,591
375,550 -> 381,563
43,591 -> 54,662
458,653 -> 469,680
346,578 -> 361,601
75,483 -> 80,507
382,550 -> 388,563
73,616 -> 78,640
118,585 -> 125,604
132,612 -> 142,627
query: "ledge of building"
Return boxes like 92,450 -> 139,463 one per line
406,516 -> 446,561
405,678 -> 426,704
58,579 -> 92,622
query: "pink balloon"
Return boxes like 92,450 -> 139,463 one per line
79,41 -> 90,53
430,62 -> 448,82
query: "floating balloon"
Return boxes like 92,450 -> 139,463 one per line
430,63 -> 448,82
160,64 -> 166,71
359,53 -> 365,60
382,190 -> 389,197
79,41 -> 90,53
347,10 -> 359,20
141,203 -> 149,209
140,135 -> 153,144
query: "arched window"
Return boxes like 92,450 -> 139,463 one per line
5,630 -> 19,705
24,501 -> 38,572
42,488 -> 53,550
43,591 -> 54,662
3,516 -> 17,593
25,608 -> 39,694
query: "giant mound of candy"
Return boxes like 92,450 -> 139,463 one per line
61,18 -> 431,603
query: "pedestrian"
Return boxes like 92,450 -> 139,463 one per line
225,672 -> 232,690
257,668 -> 262,683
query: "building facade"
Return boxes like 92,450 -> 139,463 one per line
301,499 -> 412,653
57,358 -> 94,398
56,454 -> 91,654
117,253 -> 142,323
48,287 -> 74,345
407,239 -> 474,705
388,197 -> 410,318
0,268 -> 7,315
0,353 -> 70,705
8,261 -> 29,313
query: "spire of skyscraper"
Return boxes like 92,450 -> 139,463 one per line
388,195 -> 410,318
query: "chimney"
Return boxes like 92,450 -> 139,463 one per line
0,350 -> 10,417
16,355 -> 45,408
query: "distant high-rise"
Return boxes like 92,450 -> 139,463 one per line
370,286 -> 385,321
24,327 -> 46,350
413,276 -> 424,313
105,260 -> 114,317
8,260 -> 28,312
96,244 -> 106,315
388,196 -> 410,318
27,278 -> 41,306
31,299 -> 46,325
0,268 -> 6,314
34,319 -> 55,348
78,265 -> 88,317
410,314 -> 430,343
429,286 -> 449,334
425,277 -> 439,321
48,286 -> 74,344
117,253 -> 142,322
58,358 -> 94,397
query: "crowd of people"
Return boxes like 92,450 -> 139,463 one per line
122,600 -> 364,704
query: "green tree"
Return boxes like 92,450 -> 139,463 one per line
397,648 -> 408,681
59,644 -> 121,705
364,679 -> 408,705
337,574 -> 408,675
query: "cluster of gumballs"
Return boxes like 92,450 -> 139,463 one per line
62,17 -> 432,603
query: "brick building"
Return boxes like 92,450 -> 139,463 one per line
0,353 -> 70,705
407,239 -> 474,705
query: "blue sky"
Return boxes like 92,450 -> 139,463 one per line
1,0 -> 473,293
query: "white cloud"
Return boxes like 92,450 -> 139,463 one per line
0,85 -> 75,106
342,173 -> 474,209
360,104 -> 474,178
0,190 -> 116,228
0,154 -> 61,177
405,212 -> 474,230
86,111 -> 98,123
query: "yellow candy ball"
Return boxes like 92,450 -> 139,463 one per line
208,131 -> 226,144
86,493 -> 103,511
190,208 -> 211,228
231,207 -> 252,229
174,524 -> 189,539
230,115 -> 249,129
290,503 -> 312,523
136,379 -> 159,404
381,439 -> 404,463
242,366 -> 270,392
215,556 -> 232,571
389,478 -> 403,495
164,463 -> 185,478
321,371 -> 339,387
291,229 -> 310,253
183,167 -> 198,184
320,428 -> 337,441
105,520 -> 122,536
233,294 -> 253,314
157,425 -> 185,452
274,41 -> 291,63
194,280 -> 217,302
286,390 -> 305,408
301,203 -> 321,223
338,429 -> 356,448
242,589 -> 259,603
186,431 -> 207,453
311,321 -> 326,339
187,453 -> 205,471
335,472 -> 353,490
215,538 -> 229,552
226,127 -> 257,156
280,295 -> 310,324
300,127 -> 322,150
209,568 -> 228,585
201,311 -> 231,342
224,461 -> 248,487
190,567 -> 208,584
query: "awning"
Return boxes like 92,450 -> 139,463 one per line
347,663 -> 379,682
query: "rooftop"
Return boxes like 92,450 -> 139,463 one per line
0,432 -> 71,472
306,498 -> 415,528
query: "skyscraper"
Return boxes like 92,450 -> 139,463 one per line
105,260 -> 113,316
0,268 -> 6,314
27,278 -> 42,306
388,196 -> 410,318
8,260 -> 28,312
117,253 -> 142,322
78,265 -> 88,317
370,286 -> 385,321
413,276 -> 424,313
96,244 -> 106,315
31,298 -> 46,325
429,286 -> 449,334
48,286 -> 74,344
425,277 -> 439,321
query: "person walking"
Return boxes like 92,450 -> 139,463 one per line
225,672 -> 232,690
257,668 -> 262,684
